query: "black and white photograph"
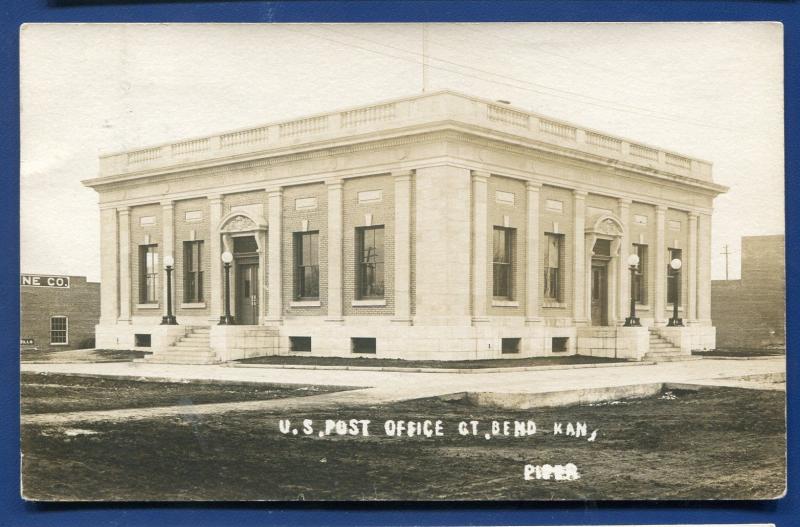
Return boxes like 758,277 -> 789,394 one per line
19,22 -> 786,501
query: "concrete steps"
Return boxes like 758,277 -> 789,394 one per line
643,329 -> 699,362
138,326 -> 220,365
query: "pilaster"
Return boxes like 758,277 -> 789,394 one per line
617,198 -> 632,325
572,190 -> 587,324
687,212 -> 699,323
471,170 -> 490,324
117,207 -> 131,323
326,179 -> 344,323
99,207 -> 119,324
392,170 -> 413,324
696,212 -> 712,324
525,181 -> 542,325
653,204 -> 667,325
208,195 -> 223,322
266,188 -> 283,324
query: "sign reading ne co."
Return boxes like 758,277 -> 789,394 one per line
20,274 -> 70,288
20,338 -> 35,346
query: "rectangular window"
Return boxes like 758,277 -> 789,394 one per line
289,336 -> 312,352
50,316 -> 68,345
632,244 -> 648,304
351,337 -> 377,354
139,244 -> 159,303
183,240 -> 204,303
501,338 -> 521,354
543,233 -> 563,301
667,248 -> 683,304
356,226 -> 385,299
294,231 -> 319,299
493,227 -> 514,299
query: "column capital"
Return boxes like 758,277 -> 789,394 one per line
617,197 -> 632,206
392,169 -> 414,181
160,200 -> 174,209
208,194 -> 223,204
573,189 -> 587,199
655,204 -> 668,213
117,206 -> 131,215
525,180 -> 542,191
688,210 -> 700,219
325,178 -> 344,189
471,170 -> 490,182
266,186 -> 283,197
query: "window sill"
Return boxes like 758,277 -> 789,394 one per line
180,302 -> 207,309
492,299 -> 519,307
352,299 -> 387,307
136,303 -> 160,310
49,342 -> 69,346
291,300 -> 321,308
543,301 -> 567,309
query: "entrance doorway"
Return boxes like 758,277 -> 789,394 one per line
235,258 -> 259,325
591,262 -> 608,326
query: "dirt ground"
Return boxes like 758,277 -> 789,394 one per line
237,354 -> 625,368
20,385 -> 785,501
21,372 -> 352,414
21,349 -> 148,364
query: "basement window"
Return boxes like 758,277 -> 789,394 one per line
135,334 -> 152,348
501,338 -> 521,354
351,337 -> 377,354
552,337 -> 569,353
289,336 -> 312,353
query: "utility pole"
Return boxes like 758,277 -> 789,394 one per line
721,244 -> 731,280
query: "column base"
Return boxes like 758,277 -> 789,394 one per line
325,317 -> 345,325
525,316 -> 543,326
472,316 -> 490,325
390,317 -> 413,326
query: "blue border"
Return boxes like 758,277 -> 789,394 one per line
3,2 -> 797,525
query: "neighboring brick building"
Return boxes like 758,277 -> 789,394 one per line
20,274 -> 100,353
83,91 -> 727,363
712,235 -> 785,350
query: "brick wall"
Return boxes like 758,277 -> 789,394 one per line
539,185 -> 574,322
343,175 -> 395,316
21,276 -> 100,352
712,235 -> 785,349
130,203 -> 162,315
283,183 -> 328,316
174,197 -> 211,316
487,176 -> 526,316
629,202 -> 656,311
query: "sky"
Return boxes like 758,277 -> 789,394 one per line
20,23 -> 784,282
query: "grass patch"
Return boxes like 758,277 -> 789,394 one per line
693,349 -> 785,357
236,354 -> 626,369
21,386 -> 785,501
21,372 -> 351,415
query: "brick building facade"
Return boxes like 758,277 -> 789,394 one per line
84,91 -> 727,363
20,275 -> 100,353
711,235 -> 785,350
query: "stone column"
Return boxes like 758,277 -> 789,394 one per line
99,207 -> 119,324
572,190 -> 587,324
696,212 -> 712,324
208,195 -> 223,323
525,181 -> 542,325
471,170 -> 490,324
118,206 -> 132,322
326,179 -> 344,323
617,198 -> 632,325
161,200 -> 175,319
687,212 -> 699,323
266,188 -> 283,324
654,205 -> 667,325
392,170 -> 413,324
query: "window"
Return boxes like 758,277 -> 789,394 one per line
356,226 -> 385,299
667,248 -> 683,304
139,244 -> 159,303
135,334 -> 151,347
552,337 -> 569,353
289,336 -> 312,352
632,244 -> 648,304
493,227 -> 514,299
544,233 -> 563,301
294,231 -> 319,299
351,337 -> 377,354
501,338 -> 521,354
183,241 -> 204,303
50,316 -> 68,345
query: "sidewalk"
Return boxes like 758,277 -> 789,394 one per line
21,357 -> 785,425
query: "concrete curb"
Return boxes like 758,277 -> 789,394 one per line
227,360 -> 654,374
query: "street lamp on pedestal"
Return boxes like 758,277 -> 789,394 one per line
667,258 -> 683,327
624,253 -> 641,327
160,255 -> 178,325
218,251 -> 236,325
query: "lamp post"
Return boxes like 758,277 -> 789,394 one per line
218,251 -> 235,325
624,253 -> 641,327
160,255 -> 178,325
667,258 -> 683,327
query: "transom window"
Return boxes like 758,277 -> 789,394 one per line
139,244 -> 159,304
632,243 -> 648,304
356,226 -> 385,299
294,231 -> 319,300
544,233 -> 563,301
493,227 -> 515,299
183,240 -> 204,303
50,316 -> 68,345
